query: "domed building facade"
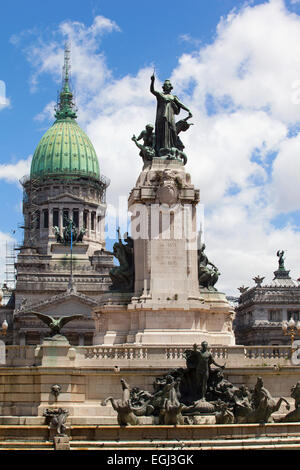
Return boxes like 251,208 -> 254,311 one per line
11,47 -> 114,346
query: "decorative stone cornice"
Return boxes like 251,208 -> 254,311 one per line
237,285 -> 300,309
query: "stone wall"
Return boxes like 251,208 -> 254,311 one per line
0,343 -> 298,422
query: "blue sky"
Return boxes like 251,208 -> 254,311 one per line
1,0 -> 300,294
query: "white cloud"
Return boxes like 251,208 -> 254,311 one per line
0,156 -> 32,183
173,0 -> 300,123
268,133 -> 300,211
0,98 -> 10,111
34,101 -> 56,122
0,80 -> 10,111
9,1 -> 300,295
18,15 -> 119,97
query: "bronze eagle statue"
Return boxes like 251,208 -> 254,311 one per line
29,311 -> 84,337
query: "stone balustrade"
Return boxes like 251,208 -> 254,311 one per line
84,346 -> 149,360
5,346 -> 36,366
2,344 -> 295,367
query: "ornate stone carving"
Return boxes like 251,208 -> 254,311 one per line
281,381 -> 300,422
101,378 -> 139,426
198,244 -> 220,290
43,408 -> 69,435
107,228 -> 134,292
28,311 -> 84,337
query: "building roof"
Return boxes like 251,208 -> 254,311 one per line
237,254 -> 300,308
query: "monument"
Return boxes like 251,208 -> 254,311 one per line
0,65 -> 299,450
93,75 -> 235,346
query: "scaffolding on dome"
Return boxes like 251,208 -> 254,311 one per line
4,241 -> 16,290
19,175 -> 40,247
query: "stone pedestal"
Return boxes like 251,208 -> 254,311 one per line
92,158 -> 235,347
53,435 -> 70,450
35,335 -> 77,367
129,158 -> 200,302
93,290 -> 234,346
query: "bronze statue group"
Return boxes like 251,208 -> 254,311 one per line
102,342 -> 300,426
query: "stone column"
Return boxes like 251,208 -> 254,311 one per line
24,211 -> 30,244
78,334 -> 85,346
59,209 -> 63,236
128,159 -> 201,301
48,207 -> 53,238
98,209 -> 106,245
79,209 -> 84,231
39,207 -> 44,240
87,210 -> 91,239
19,333 -> 26,346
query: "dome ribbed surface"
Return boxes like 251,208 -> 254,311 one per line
30,118 -> 100,180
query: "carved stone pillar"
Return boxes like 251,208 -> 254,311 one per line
79,209 -> 84,230
78,334 -> 85,346
19,332 -> 26,346
59,209 -> 63,236
48,207 -> 53,238
87,210 -> 91,239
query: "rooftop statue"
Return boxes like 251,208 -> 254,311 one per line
53,217 -> 86,244
150,74 -> 193,156
277,250 -> 285,270
29,311 -> 83,337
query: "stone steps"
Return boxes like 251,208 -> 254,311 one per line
69,436 -> 300,450
0,423 -> 298,450
0,441 -> 53,450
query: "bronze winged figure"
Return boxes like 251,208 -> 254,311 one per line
29,311 -> 83,337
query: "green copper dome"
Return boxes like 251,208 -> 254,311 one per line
30,47 -> 100,181
30,118 -> 100,180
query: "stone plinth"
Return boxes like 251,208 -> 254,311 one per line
34,335 -> 77,367
92,158 -> 235,346
53,435 -> 70,450
50,243 -> 88,255
129,158 -> 200,302
93,291 -> 234,346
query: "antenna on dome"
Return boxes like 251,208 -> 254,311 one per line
54,41 -> 77,120
62,41 -> 71,92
